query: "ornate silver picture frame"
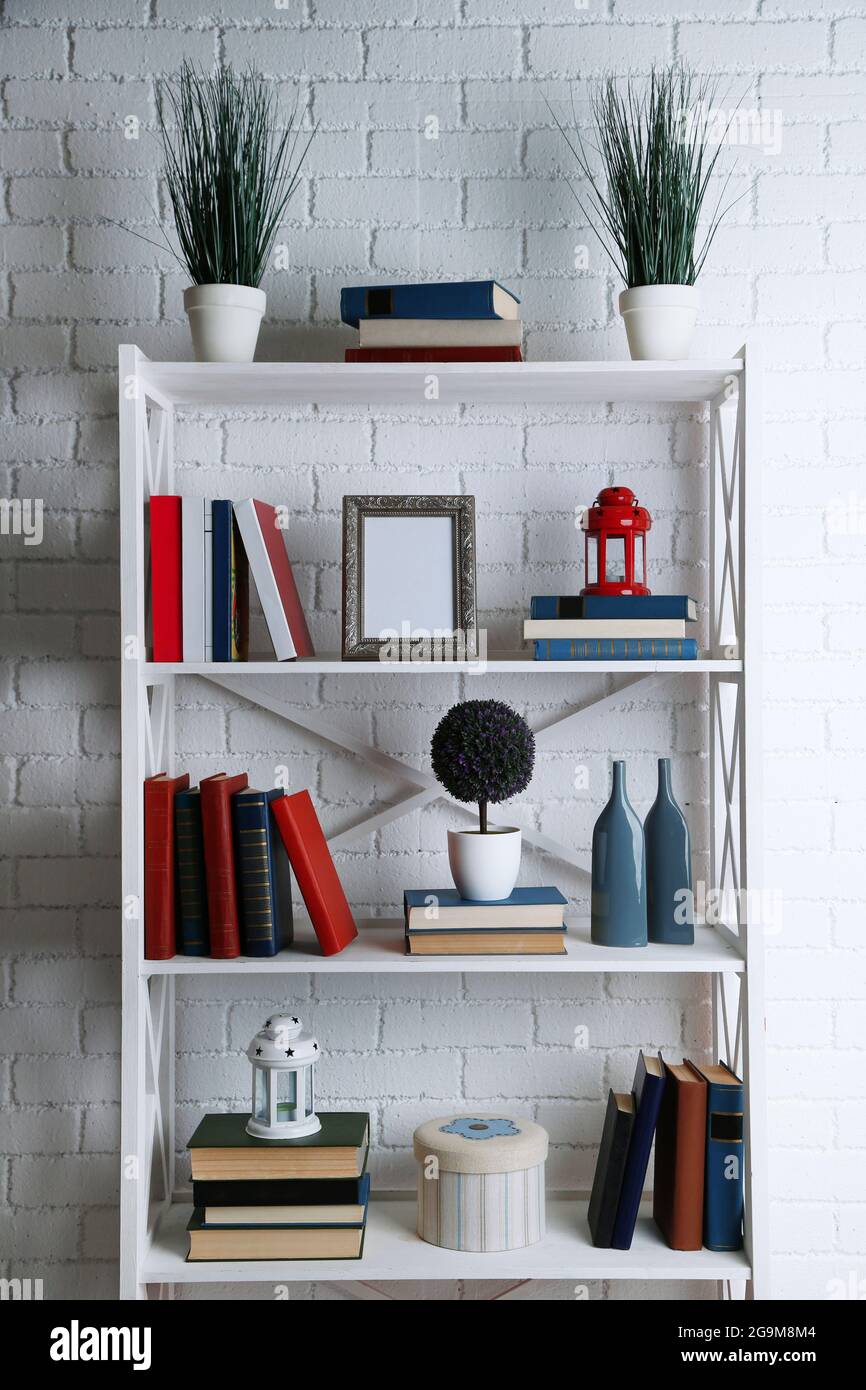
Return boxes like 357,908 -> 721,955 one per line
342,495 -> 477,661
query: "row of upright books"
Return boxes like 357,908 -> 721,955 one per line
187,1111 -> 370,1261
589,1052 -> 744,1252
340,278 -> 523,362
403,887 -> 568,955
150,495 -> 313,663
525,594 -> 699,661
144,774 -> 357,960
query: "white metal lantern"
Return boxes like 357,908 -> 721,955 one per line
246,1013 -> 321,1139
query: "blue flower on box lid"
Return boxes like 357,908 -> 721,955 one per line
440,1117 -> 521,1141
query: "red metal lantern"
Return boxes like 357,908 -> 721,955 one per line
581,486 -> 652,596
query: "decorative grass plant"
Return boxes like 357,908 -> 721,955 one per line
431,700 -> 535,833
551,65 -> 739,289
153,61 -> 314,287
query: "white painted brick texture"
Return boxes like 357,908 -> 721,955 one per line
0,1 -> 864,1303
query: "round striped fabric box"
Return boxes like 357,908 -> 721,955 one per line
413,1114 -> 549,1253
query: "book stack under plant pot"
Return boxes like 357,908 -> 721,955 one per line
340,279 -> 523,362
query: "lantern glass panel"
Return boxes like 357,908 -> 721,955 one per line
605,535 -> 626,584
637,533 -> 646,585
306,1070 -> 314,1118
276,1069 -> 298,1123
254,1067 -> 268,1122
586,533 -> 599,585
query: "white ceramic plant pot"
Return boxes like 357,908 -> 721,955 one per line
183,283 -> 266,363
618,284 -> 699,361
447,827 -> 522,902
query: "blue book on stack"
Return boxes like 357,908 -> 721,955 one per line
692,1061 -> 745,1251
534,637 -> 698,661
340,280 -> 520,327
530,595 -> 697,621
232,787 -> 293,957
611,1051 -> 667,1250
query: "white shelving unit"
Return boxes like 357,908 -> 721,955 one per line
118,346 -> 766,1300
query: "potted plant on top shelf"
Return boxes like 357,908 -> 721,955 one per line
153,61 -> 314,363
551,65 -> 742,361
431,699 -> 536,902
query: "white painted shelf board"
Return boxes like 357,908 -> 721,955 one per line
140,918 -> 745,976
144,1198 -> 751,1284
138,359 -> 743,409
143,655 -> 742,679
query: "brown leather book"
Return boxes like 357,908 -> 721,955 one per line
200,772 -> 248,958
652,1057 -> 708,1250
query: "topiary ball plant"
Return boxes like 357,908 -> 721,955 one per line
431,699 -> 535,833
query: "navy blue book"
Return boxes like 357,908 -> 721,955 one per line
212,500 -> 248,662
340,280 -> 520,328
232,787 -> 293,957
611,1051 -> 666,1250
535,637 -> 698,661
174,787 -> 209,956
404,886 -> 567,930
691,1060 -> 744,1251
531,595 -> 697,621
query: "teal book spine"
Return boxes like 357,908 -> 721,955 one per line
232,788 -> 293,957
174,788 -> 209,957
534,637 -> 698,661
703,1072 -> 745,1251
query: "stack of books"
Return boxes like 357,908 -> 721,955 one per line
524,595 -> 699,661
150,494 -> 313,663
403,887 -> 568,956
144,778 -> 358,960
588,1052 -> 744,1252
340,279 -> 523,362
186,1112 -> 371,1261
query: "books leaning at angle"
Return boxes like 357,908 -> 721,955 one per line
403,886 -> 567,956
341,279 -> 523,363
186,1113 -> 370,1262
527,594 -> 699,661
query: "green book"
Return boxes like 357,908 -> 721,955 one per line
188,1112 -> 370,1181
186,1207 -> 367,1262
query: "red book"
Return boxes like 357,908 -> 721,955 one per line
150,495 -> 183,661
200,772 -> 248,958
345,346 -> 522,363
144,772 -> 190,959
234,498 -> 314,661
271,790 -> 358,956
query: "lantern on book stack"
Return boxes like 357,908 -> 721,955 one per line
581,486 -> 652,596
246,1013 -> 321,1139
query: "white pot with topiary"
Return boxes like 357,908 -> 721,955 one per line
551,65 -> 742,361
431,699 -> 536,902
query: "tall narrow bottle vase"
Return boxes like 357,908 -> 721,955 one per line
591,760 -> 647,948
645,757 -> 694,945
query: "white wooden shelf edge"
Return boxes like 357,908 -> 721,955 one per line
142,657 -> 743,679
140,919 -> 745,975
143,1198 -> 751,1284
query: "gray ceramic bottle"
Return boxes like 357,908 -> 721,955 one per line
645,757 -> 694,944
590,760 -> 647,947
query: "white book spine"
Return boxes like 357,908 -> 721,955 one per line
233,499 -> 297,661
181,496 -> 206,662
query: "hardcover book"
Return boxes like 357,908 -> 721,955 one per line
406,930 -> 566,956
199,772 -> 248,959
588,1089 -> 636,1248
202,1175 -> 371,1229
232,786 -> 293,957
357,318 -> 522,348
174,786 -> 209,956
149,495 -> 183,662
346,347 -> 522,363
690,1060 -> 744,1251
181,496 -> 206,663
534,638 -> 698,661
186,1208 -> 366,1261
212,500 -> 249,663
340,279 -> 520,327
144,771 -> 190,960
524,618 -> 686,641
652,1058 -> 708,1251
192,1175 -> 369,1209
531,595 -> 697,621
188,1111 -> 370,1181
611,1051 -> 667,1251
403,886 -> 567,931
270,790 -> 358,956
234,498 -> 314,661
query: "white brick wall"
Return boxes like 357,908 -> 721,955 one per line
1,1 -> 864,1302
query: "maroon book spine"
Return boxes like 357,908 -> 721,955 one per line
199,772 -> 249,958
144,772 -> 190,959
